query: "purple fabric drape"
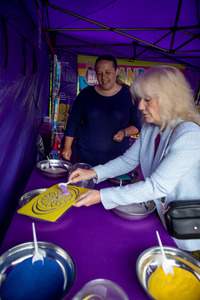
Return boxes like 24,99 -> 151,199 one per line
0,0 -> 50,244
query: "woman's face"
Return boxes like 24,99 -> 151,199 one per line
138,95 -> 161,126
95,60 -> 118,91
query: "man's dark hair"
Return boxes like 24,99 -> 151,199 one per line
95,55 -> 118,71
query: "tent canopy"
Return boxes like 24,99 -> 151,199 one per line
39,0 -> 200,71
0,0 -> 199,244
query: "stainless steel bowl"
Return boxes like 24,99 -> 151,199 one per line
112,201 -> 156,220
37,159 -> 72,178
136,246 -> 200,299
0,241 -> 76,300
108,170 -> 139,186
19,188 -> 47,206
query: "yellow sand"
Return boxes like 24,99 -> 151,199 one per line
148,266 -> 200,300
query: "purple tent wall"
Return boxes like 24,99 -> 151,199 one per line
0,1 -> 50,243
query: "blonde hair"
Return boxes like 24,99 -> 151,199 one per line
131,65 -> 200,130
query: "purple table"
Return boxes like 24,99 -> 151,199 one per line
0,166 -> 177,299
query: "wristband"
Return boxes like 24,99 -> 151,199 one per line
122,129 -> 127,137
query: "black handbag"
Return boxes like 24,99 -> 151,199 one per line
164,200 -> 200,239
160,121 -> 200,239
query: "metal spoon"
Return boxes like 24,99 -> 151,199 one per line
32,223 -> 44,265
46,155 -> 56,170
156,231 -> 174,275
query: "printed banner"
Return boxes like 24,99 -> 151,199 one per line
77,55 -> 185,92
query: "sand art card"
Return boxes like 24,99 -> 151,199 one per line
17,184 -> 90,222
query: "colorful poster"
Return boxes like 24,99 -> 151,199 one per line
77,55 -> 185,92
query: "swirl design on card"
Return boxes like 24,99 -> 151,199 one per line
32,186 -> 79,215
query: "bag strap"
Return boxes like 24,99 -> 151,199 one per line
160,121 -> 185,214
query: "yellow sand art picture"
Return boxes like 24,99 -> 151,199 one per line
17,184 -> 90,222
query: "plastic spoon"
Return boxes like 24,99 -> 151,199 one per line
156,231 -> 174,275
58,180 -> 72,195
46,155 -> 56,170
32,223 -> 44,265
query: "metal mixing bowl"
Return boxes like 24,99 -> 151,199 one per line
112,201 -> 156,220
37,159 -> 72,178
136,246 -> 200,299
108,170 -> 139,186
19,188 -> 47,206
0,241 -> 76,299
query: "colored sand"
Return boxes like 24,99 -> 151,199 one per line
116,175 -> 132,180
1,257 -> 64,300
148,266 -> 200,300
45,167 -> 66,173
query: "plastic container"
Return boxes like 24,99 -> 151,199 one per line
68,163 -> 95,189
72,279 -> 129,300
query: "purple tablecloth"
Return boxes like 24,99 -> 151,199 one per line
0,166 -> 177,299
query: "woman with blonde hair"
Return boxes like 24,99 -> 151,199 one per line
68,65 -> 200,251
131,65 -> 200,130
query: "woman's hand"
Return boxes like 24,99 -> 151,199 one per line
69,168 -> 97,184
62,146 -> 72,161
62,136 -> 74,160
73,190 -> 101,207
113,130 -> 125,142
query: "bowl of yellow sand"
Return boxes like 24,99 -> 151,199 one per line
136,246 -> 200,300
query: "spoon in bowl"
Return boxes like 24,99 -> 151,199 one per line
32,223 -> 45,265
46,156 -> 56,171
156,231 -> 174,275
